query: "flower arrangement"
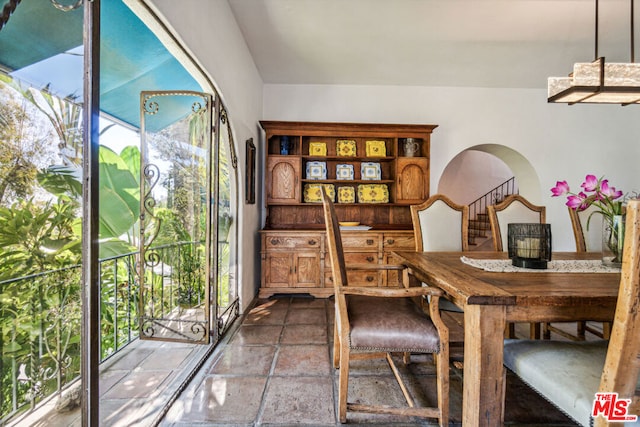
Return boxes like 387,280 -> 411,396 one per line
550,174 -> 625,265
550,174 -> 624,221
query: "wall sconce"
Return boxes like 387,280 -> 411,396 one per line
508,223 -> 552,269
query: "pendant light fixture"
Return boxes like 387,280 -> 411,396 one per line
548,0 -> 640,105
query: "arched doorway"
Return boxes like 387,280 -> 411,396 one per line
437,144 -> 543,250
438,144 -> 543,204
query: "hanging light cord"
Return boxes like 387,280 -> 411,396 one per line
0,0 -> 22,31
631,0 -> 635,62
595,0 -> 599,59
594,0 -> 636,62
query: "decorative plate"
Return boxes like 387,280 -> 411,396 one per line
305,161 -> 327,180
309,142 -> 327,156
336,140 -> 357,157
358,184 -> 389,203
339,221 -> 359,226
365,140 -> 386,157
337,186 -> 356,203
304,183 -> 335,203
361,162 -> 381,180
336,164 -> 354,180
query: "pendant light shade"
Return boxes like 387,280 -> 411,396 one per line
548,0 -> 640,105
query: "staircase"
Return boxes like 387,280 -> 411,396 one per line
468,178 -> 516,250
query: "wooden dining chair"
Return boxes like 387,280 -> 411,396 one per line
321,190 -> 450,426
487,194 -> 546,252
487,194 -> 546,339
567,206 -> 612,340
503,199 -> 640,427
410,194 -> 469,314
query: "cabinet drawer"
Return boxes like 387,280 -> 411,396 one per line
382,233 -> 415,250
325,271 -> 381,287
341,234 -> 380,251
265,235 -> 322,249
344,252 -> 379,265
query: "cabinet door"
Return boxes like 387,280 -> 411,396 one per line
266,156 -> 301,204
396,158 -> 429,204
292,252 -> 321,287
263,252 -> 293,288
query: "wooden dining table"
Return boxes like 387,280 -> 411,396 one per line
391,251 -> 621,427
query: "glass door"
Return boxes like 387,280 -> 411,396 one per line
139,90 -> 213,344
214,110 -> 239,338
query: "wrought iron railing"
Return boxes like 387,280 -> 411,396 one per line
467,178 -> 517,246
0,240 -> 235,423
468,177 -> 517,223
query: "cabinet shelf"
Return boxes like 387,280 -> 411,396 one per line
302,156 -> 397,162
301,179 -> 395,184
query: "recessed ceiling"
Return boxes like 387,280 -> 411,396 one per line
228,0 -> 637,89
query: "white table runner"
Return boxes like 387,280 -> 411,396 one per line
460,256 -> 621,273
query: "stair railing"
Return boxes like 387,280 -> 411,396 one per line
468,177 -> 517,222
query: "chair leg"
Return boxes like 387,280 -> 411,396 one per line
504,323 -> 515,338
577,320 -> 586,340
333,322 -> 340,369
338,345 -> 350,423
435,349 -> 449,426
602,322 -> 612,339
529,322 -> 541,339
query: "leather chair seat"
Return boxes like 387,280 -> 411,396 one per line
348,295 -> 440,353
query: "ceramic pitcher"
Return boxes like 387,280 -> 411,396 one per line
404,138 -> 419,157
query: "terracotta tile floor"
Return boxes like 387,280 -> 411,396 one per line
160,296 -> 580,426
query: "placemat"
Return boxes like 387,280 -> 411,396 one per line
460,256 -> 621,273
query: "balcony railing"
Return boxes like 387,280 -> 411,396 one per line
0,241 -> 217,423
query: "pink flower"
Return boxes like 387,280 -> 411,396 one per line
551,174 -> 626,219
580,174 -> 599,192
550,180 -> 570,197
600,180 -> 623,200
566,193 -> 589,210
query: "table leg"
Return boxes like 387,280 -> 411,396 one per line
462,304 -> 507,427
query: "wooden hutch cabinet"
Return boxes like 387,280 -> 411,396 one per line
259,121 -> 436,298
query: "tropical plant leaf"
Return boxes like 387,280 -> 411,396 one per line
98,239 -> 136,259
37,165 -> 82,198
98,145 -> 139,240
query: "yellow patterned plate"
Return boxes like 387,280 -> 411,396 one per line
365,140 -> 386,157
357,184 -> 389,203
339,221 -> 359,226
304,183 -> 335,203
309,142 -> 327,156
336,140 -> 357,157
337,186 -> 356,203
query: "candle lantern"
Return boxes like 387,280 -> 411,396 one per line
507,223 -> 552,269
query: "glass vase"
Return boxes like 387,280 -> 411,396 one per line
602,214 -> 625,267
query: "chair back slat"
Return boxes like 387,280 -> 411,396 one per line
411,194 -> 469,252
322,190 -> 348,290
569,205 -> 605,253
487,194 -> 545,252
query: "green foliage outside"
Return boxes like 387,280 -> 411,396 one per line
0,77 -> 142,419
0,75 -> 237,420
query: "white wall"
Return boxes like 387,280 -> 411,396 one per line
147,0 -> 264,311
263,84 -> 640,250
